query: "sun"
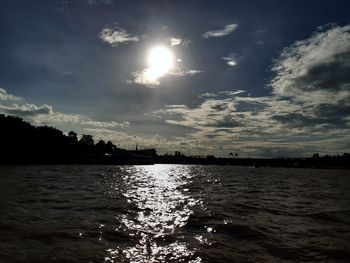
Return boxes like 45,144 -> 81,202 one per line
145,46 -> 174,81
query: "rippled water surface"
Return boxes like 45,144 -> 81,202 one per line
0,165 -> 349,262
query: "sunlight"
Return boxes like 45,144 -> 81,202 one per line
105,164 -> 202,262
145,46 -> 174,80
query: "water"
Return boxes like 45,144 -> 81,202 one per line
0,165 -> 349,262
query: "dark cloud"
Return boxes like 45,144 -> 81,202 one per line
272,101 -> 350,129
272,113 -> 323,128
271,25 -> 350,98
315,101 -> 350,119
268,25 -> 350,130
294,52 -> 350,92
211,117 -> 243,128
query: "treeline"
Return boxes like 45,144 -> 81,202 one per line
1,114 -> 349,168
0,114 -> 127,164
157,154 -> 350,168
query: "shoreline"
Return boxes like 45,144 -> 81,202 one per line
1,157 -> 349,170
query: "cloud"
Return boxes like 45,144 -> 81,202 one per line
199,90 -> 247,99
222,54 -> 238,67
269,24 -> 350,128
34,111 -> 83,124
0,103 -> 53,117
129,70 -> 160,87
160,98 -> 241,130
82,128 -> 132,144
99,26 -> 139,46
0,90 -> 185,153
170,69 -> 205,77
219,90 -> 247,96
271,24 -> 350,98
0,88 -> 22,101
199,93 -> 218,98
203,23 -> 238,38
32,111 -> 129,130
82,120 -> 130,128
0,89 -> 129,135
186,70 -> 204,75
82,127 -> 185,152
153,25 -> 350,156
170,37 -> 182,46
129,69 -> 204,88
155,91 -> 349,156
168,37 -> 191,47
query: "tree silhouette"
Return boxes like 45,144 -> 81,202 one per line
68,131 -> 78,144
79,134 -> 94,146
106,141 -> 117,153
96,140 -> 106,153
0,114 -> 121,164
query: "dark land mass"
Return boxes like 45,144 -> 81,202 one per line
0,114 -> 349,169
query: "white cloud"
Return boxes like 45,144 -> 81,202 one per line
203,23 -> 238,38
222,54 -> 238,67
83,120 -> 130,128
129,70 -> 160,87
33,111 -> 83,124
82,127 -> 186,152
271,24 -> 350,101
269,24 -> 350,127
199,93 -> 218,98
0,103 -> 52,116
160,98 -> 241,130
129,69 -> 204,88
170,37 -> 182,46
99,26 -> 139,46
186,70 -> 204,75
0,89 -> 129,137
83,127 -> 132,142
32,111 -> 129,130
219,90 -> 247,96
170,69 -> 205,76
0,88 -> 22,101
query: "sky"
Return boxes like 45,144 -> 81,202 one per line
0,0 -> 350,157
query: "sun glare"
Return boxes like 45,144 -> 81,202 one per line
146,46 -> 174,80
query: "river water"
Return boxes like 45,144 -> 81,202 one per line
0,165 -> 349,262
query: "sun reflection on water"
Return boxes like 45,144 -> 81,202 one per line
105,164 -> 202,263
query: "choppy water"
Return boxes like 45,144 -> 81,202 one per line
0,165 -> 349,263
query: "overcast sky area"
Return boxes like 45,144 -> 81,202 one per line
0,0 -> 349,157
